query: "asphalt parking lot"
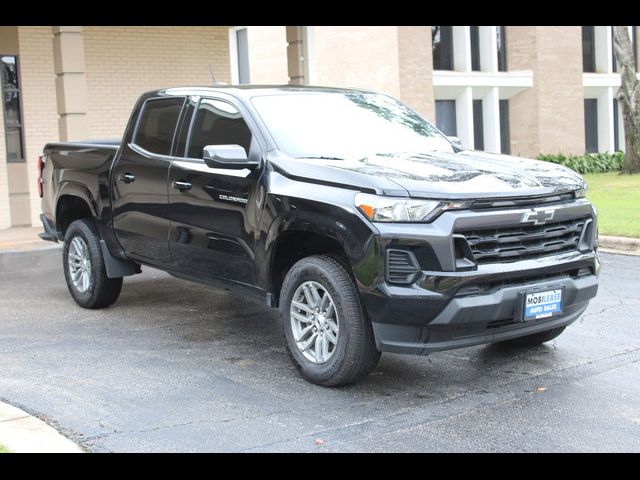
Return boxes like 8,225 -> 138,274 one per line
1,247 -> 639,452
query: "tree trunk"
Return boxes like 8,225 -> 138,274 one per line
613,26 -> 640,174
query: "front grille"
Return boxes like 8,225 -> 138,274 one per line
458,217 -> 589,264
386,249 -> 420,284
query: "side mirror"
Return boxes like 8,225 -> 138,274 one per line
203,144 -> 259,170
446,136 -> 464,151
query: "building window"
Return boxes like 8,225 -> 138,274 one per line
432,26 -> 454,70
470,26 -> 481,71
613,99 -> 620,152
234,28 -> 250,84
472,99 -> 484,150
1,55 -> 25,163
435,100 -> 456,136
584,98 -> 598,153
582,26 -> 596,73
499,99 -> 510,154
497,26 -> 507,72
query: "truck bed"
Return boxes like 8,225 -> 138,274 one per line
43,140 -> 120,170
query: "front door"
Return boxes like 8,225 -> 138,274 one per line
167,97 -> 264,287
111,96 -> 185,265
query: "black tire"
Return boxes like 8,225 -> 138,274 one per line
499,326 -> 566,347
280,254 -> 380,387
63,219 -> 122,309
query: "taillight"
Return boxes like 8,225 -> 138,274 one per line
37,155 -> 45,198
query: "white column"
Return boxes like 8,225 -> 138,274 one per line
597,87 -> 615,152
479,26 -> 498,72
303,26 -> 316,85
483,87 -> 501,153
452,26 -> 471,72
595,26 -> 613,73
456,87 -> 474,149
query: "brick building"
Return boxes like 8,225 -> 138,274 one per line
0,26 -> 638,229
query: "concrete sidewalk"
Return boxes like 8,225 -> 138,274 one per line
0,401 -> 83,453
0,227 -> 56,252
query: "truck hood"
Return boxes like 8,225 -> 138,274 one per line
269,150 -> 586,199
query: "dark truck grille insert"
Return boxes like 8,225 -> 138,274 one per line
459,217 -> 589,264
386,249 -> 420,284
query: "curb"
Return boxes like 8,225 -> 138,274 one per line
599,235 -> 640,256
0,401 -> 84,453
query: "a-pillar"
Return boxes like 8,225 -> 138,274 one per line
52,26 -> 88,141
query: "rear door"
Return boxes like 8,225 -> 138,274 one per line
111,96 -> 185,265
167,95 -> 264,287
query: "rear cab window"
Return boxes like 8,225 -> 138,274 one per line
133,97 -> 185,155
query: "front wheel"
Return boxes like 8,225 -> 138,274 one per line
280,255 -> 380,387
63,219 -> 122,309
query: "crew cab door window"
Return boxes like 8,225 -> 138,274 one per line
186,98 -> 252,159
134,98 -> 185,155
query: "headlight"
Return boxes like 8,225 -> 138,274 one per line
574,187 -> 587,199
355,193 -> 468,223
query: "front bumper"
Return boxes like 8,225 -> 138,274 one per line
369,270 -> 597,354
356,198 -> 599,355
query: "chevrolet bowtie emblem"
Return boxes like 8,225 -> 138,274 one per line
521,209 -> 555,225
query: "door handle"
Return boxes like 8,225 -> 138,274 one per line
120,172 -> 136,184
172,180 -> 192,192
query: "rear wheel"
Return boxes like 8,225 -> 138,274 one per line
499,326 -> 566,347
63,219 -> 122,309
280,255 -> 380,387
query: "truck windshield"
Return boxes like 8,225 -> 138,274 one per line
251,91 -> 454,160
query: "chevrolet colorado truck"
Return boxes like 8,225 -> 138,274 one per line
39,86 -> 599,386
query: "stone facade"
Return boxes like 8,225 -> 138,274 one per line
507,26 -> 585,157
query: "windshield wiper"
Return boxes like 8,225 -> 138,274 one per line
296,156 -> 346,161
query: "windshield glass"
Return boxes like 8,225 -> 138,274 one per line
251,91 -> 454,159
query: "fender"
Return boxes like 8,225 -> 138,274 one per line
261,187 -> 377,297
55,181 -> 99,227
55,185 -> 139,278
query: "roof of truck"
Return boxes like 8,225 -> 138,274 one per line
151,84 -> 378,99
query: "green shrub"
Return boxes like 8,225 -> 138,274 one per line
536,152 -> 624,174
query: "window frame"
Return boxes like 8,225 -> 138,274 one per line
1,54 -> 26,163
181,95 -> 261,164
130,96 -> 187,158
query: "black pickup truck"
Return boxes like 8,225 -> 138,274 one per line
39,85 -> 599,386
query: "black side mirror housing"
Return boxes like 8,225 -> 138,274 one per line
203,145 -> 260,170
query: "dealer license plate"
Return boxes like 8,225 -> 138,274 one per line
523,288 -> 563,321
